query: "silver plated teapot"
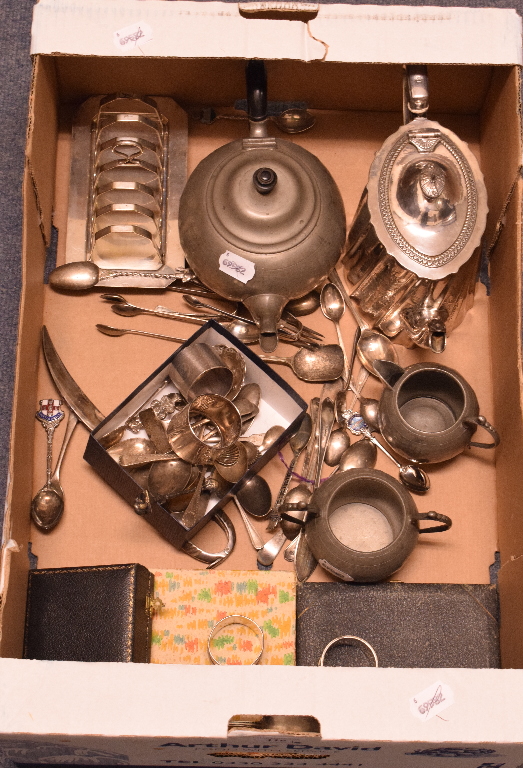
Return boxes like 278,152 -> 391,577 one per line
344,66 -> 488,353
179,61 -> 346,352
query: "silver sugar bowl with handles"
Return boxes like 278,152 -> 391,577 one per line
374,360 -> 500,464
291,468 -> 452,583
179,60 -> 346,352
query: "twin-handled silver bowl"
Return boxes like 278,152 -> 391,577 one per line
286,468 -> 452,583
374,360 -> 499,464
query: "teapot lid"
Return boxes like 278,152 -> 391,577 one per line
367,118 -> 488,280
205,137 -> 321,255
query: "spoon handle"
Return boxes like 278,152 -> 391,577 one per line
335,321 -> 350,386
35,401 -> 65,487
234,498 -> 265,551
328,269 -> 368,331
256,529 -> 287,568
98,267 -> 194,282
257,354 -> 289,365
50,410 -> 79,486
364,430 -> 401,469
284,535 -> 299,562
348,366 -> 370,412
314,398 -> 335,489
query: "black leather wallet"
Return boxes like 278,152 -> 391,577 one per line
23,563 -> 154,662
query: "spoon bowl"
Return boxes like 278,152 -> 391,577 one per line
31,488 -> 64,532
324,428 -> 351,467
359,397 -> 380,433
236,474 -> 272,518
399,464 -> 431,494
258,425 -> 285,454
259,344 -> 344,382
285,291 -> 321,317
273,108 -> 316,134
148,457 -> 193,501
337,439 -> 377,472
358,329 -> 399,373
49,261 -> 100,291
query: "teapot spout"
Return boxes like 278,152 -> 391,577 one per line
428,319 -> 447,353
244,294 -> 287,353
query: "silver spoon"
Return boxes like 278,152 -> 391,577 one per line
320,282 -> 350,384
324,428 -> 351,467
49,261 -> 196,291
258,425 -> 286,454
106,298 -> 221,325
96,324 -> 188,344
258,401 -> 319,568
147,457 -> 194,502
259,345 -> 344,382
31,408 -> 77,532
328,270 -> 399,375
256,485 -> 309,568
342,414 -> 429,493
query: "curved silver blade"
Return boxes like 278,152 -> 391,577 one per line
42,326 -> 105,431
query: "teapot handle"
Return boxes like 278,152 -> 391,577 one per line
416,510 -> 452,533
464,415 -> 500,449
246,60 -> 267,122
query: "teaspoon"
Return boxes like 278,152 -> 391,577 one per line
96,324 -> 188,343
31,409 -> 78,532
320,282 -> 350,384
343,414 -> 430,493
328,270 -> 399,375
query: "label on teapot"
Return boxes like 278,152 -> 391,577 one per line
219,251 -> 256,284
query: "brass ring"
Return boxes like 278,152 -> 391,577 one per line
318,636 -> 378,667
208,615 -> 264,665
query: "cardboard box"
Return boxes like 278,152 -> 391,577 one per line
1,1 -> 523,762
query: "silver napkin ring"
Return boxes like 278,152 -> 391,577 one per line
318,635 -> 379,667
208,615 -> 264,665
167,394 -> 242,464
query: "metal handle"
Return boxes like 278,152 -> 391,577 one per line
404,64 -> 429,123
181,510 -> 236,568
246,60 -> 267,122
465,416 -> 500,449
416,510 -> 452,533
